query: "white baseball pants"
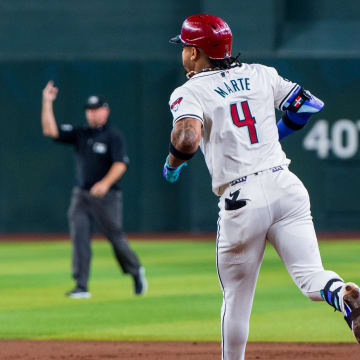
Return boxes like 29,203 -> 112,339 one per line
216,166 -> 340,360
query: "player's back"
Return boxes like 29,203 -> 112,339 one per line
169,63 -> 296,195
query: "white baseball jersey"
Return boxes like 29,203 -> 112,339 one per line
168,62 -> 352,360
168,62 -> 353,360
169,63 -> 299,195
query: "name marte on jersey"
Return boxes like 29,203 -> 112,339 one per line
214,78 -> 250,98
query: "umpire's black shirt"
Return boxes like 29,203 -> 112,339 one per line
55,123 -> 129,190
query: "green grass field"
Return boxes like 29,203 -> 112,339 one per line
0,239 -> 359,342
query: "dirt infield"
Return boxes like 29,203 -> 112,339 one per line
0,340 -> 358,360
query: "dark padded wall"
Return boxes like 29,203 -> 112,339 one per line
0,1 -> 359,233
0,1 -> 201,59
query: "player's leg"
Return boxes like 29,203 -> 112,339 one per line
217,178 -> 269,360
67,187 -> 93,297
89,190 -> 146,294
267,211 -> 339,301
217,247 -> 265,360
266,169 -> 360,341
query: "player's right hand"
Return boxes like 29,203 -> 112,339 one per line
163,155 -> 187,183
42,81 -> 58,102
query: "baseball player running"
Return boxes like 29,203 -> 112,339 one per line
163,14 -> 360,360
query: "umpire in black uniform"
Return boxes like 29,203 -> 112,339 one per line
41,81 -> 147,299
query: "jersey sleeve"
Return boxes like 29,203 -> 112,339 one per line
169,86 -> 204,126
55,124 -> 79,145
110,131 -> 130,167
266,66 -> 300,111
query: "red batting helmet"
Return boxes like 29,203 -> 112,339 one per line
169,14 -> 232,60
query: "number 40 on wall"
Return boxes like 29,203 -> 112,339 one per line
303,119 -> 360,159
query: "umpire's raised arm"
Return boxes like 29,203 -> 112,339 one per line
41,81 -> 59,138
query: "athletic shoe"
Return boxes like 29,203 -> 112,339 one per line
133,267 -> 148,295
65,287 -> 91,299
342,283 -> 360,343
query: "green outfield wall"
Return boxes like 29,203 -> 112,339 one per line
0,58 -> 360,233
0,0 -> 359,233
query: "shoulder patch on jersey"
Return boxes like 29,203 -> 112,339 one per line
92,142 -> 107,154
170,97 -> 183,112
60,124 -> 73,131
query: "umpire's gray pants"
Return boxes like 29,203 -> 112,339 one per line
67,187 -> 141,290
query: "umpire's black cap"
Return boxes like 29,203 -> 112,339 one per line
84,95 -> 109,109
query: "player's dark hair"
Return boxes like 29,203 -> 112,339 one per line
209,53 -> 241,70
186,51 -> 242,78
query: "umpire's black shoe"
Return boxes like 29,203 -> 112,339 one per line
65,287 -> 91,299
133,267 -> 148,295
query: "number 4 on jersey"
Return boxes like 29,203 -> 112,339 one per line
230,101 -> 259,144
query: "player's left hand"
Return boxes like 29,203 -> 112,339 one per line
163,155 -> 187,183
90,181 -> 110,198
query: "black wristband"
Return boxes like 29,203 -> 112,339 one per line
169,142 -> 196,161
282,112 -> 305,131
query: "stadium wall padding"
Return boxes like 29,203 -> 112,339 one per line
0,58 -> 360,233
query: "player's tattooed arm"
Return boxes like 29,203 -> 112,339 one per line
169,117 -> 202,167
163,117 -> 201,183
